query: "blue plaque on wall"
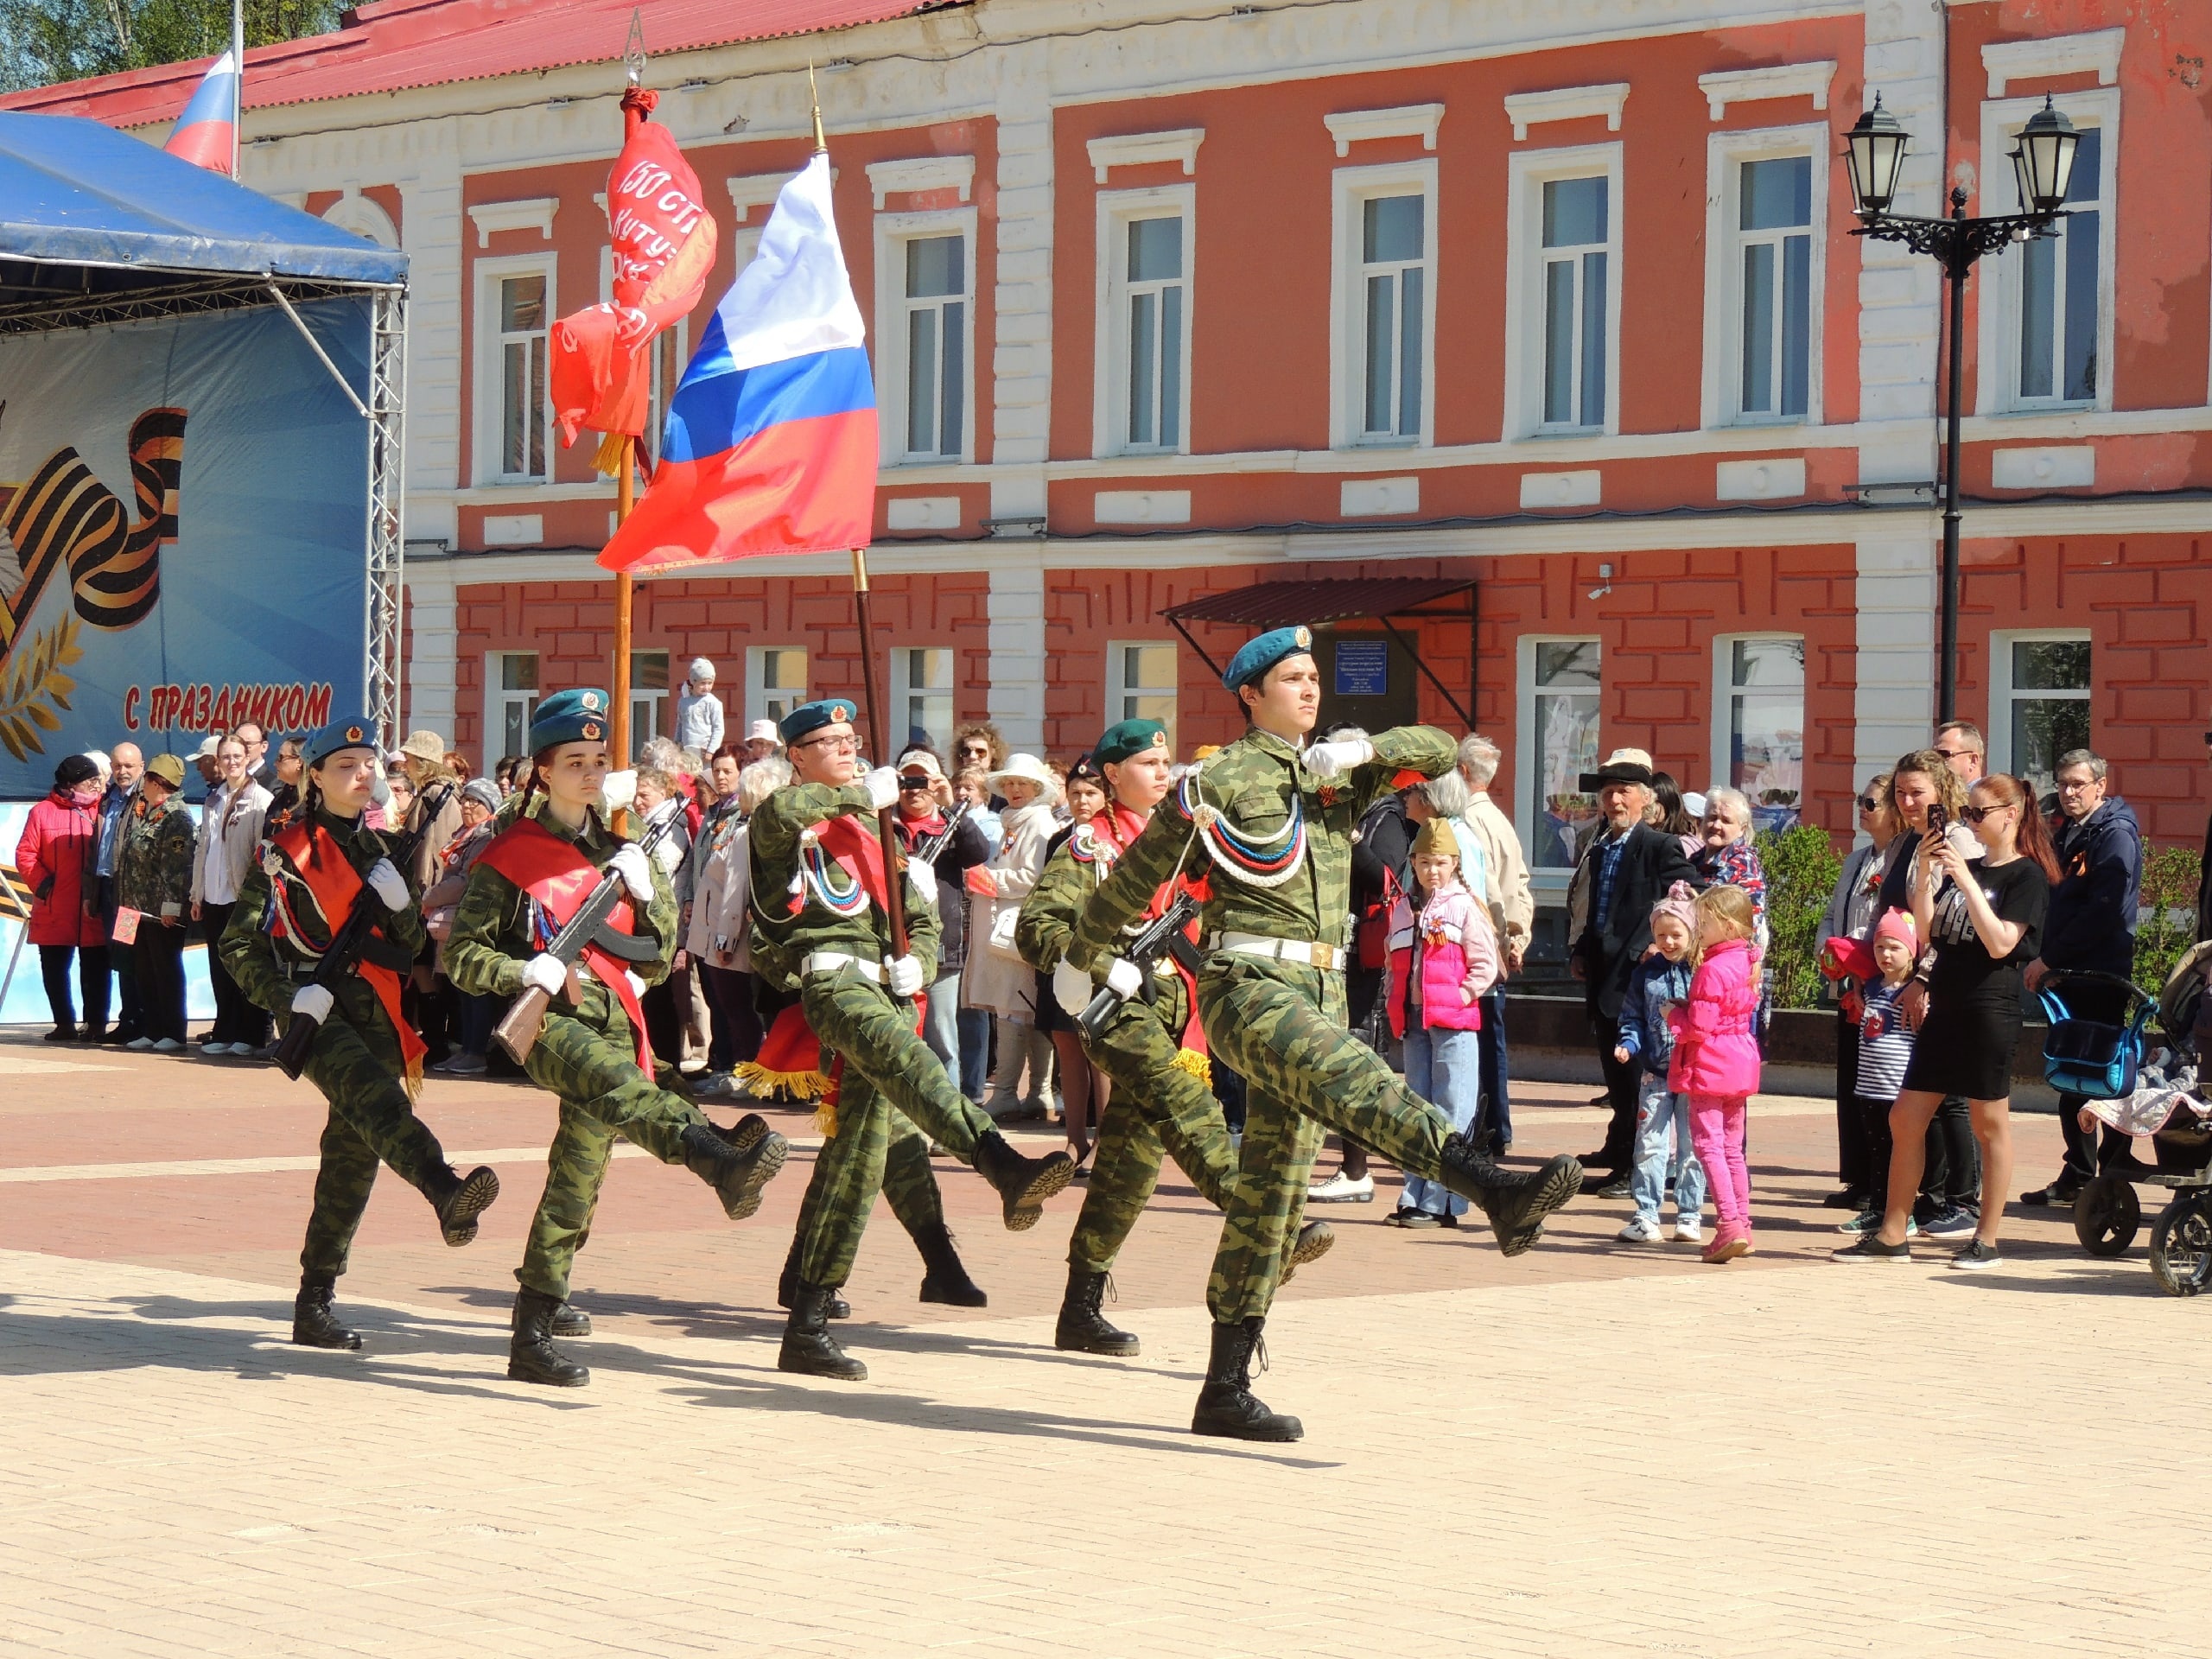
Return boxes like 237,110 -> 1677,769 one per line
1334,639 -> 1389,696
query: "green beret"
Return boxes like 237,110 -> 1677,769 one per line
1222,626 -> 1314,692
528,688 -> 613,753
779,697 -> 857,746
1095,718 -> 1169,766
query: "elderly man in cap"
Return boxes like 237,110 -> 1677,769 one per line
750,696 -> 1075,1383
1068,627 -> 1581,1442
1568,748 -> 1698,1185
219,716 -> 503,1353
674,658 -> 727,757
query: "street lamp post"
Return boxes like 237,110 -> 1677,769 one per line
1841,93 -> 2080,722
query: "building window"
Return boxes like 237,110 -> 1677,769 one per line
892,647 -> 954,754
1993,633 -> 2091,798
488,652 -> 538,763
628,650 -> 669,747
902,235 -> 966,459
1523,639 -> 1600,870
1331,160 -> 1435,448
486,268 -> 550,480
1735,156 -> 1812,420
1719,637 -> 1805,830
2017,124 -> 2104,407
1507,145 -> 1621,439
747,646 -> 809,729
1109,642 -> 1179,750
1095,187 -> 1194,457
1540,176 -> 1609,429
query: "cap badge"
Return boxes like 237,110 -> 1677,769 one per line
1294,626 -> 1312,649
582,721 -> 602,741
581,692 -> 603,712
345,725 -> 363,742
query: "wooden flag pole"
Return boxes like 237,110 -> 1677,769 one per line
851,556 -> 907,959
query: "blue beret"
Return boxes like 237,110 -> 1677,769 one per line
1095,718 -> 1169,766
528,688 -> 613,753
779,697 -> 857,746
1222,626 -> 1314,692
302,715 -> 379,771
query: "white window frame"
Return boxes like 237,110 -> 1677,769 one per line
1107,640 -> 1179,750
1976,87 -> 2120,416
746,646 -> 810,730
1700,124 -> 1828,429
1707,632 -> 1807,809
628,648 -> 670,747
889,645 -> 957,756
485,651 -> 539,763
1515,632 -> 1603,890
1329,157 -> 1438,450
474,253 -> 556,485
1093,184 -> 1197,459
1989,627 -> 2093,780
872,207 -> 978,467
1503,143 -> 1624,441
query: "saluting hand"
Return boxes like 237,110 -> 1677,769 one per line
1299,738 -> 1375,781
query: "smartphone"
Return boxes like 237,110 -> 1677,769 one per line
1924,803 -> 1948,838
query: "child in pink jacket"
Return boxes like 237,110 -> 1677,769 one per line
1668,885 -> 1763,1262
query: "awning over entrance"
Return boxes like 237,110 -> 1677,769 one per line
1160,575 -> 1477,728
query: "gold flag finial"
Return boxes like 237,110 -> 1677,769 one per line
809,58 -> 826,153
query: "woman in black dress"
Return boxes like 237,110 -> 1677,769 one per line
1837,772 -> 2057,1270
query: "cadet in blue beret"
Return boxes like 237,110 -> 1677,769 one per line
1220,625 -> 1317,693
779,697 -> 859,748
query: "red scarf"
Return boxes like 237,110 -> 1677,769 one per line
893,807 -> 946,848
271,821 -> 427,1087
1090,801 -> 1210,1056
476,817 -> 652,1072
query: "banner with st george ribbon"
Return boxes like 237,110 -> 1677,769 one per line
0,297 -> 370,799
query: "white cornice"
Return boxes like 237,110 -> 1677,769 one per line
725,168 -> 834,219
1322,102 -> 1446,157
1086,127 -> 1205,183
864,153 -> 975,207
1983,27 -> 2124,97
1502,82 -> 1630,142
466,195 -> 557,246
1697,60 -> 1836,120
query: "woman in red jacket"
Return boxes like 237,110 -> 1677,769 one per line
15,753 -> 110,1041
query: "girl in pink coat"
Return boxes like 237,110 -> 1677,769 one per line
1667,885 -> 1763,1262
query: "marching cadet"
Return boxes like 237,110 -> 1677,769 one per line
749,697 -> 1073,1383
444,689 -> 789,1389
1066,629 -> 1583,1442
1023,717 -> 1333,1357
219,716 -> 502,1352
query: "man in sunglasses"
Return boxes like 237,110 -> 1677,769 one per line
1935,720 -> 1986,785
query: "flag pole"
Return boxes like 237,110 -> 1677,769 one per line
610,16 -> 648,769
229,0 -> 243,180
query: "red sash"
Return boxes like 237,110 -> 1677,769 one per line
477,817 -> 652,1073
271,822 -> 428,1084
1090,804 -> 1210,1058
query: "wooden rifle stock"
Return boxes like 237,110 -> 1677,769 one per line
492,984 -> 553,1067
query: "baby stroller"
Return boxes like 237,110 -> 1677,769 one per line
2069,944 -> 2212,1295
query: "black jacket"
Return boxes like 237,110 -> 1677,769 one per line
898,810 -> 989,973
2044,795 -> 2139,977
1573,823 -> 1697,1020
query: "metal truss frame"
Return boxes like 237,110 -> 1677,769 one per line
365,284 -> 408,747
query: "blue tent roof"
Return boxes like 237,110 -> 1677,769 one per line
0,111 -> 406,285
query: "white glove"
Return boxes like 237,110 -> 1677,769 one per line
608,842 -> 654,903
1053,958 -> 1096,1017
906,855 -> 936,899
625,969 -> 648,1001
289,983 -> 334,1024
862,766 -> 900,810
1299,737 -> 1375,781
521,953 -> 569,998
363,857 -> 409,912
886,954 -> 925,998
1104,957 -> 1145,1000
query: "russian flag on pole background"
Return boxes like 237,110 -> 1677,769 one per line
598,152 -> 877,574
163,50 -> 239,176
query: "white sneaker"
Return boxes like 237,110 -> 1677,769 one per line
199,1039 -> 225,1055
1617,1216 -> 1662,1243
125,1036 -> 155,1051
1307,1171 -> 1376,1204
151,1037 -> 182,1052
1673,1217 -> 1704,1244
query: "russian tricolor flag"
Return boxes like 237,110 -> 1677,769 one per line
164,50 -> 239,176
599,152 -> 878,574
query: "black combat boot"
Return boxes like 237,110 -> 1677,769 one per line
1281,1218 -> 1335,1285
779,1281 -> 867,1381
681,1120 -> 789,1221
1191,1318 -> 1301,1442
971,1130 -> 1075,1231
1438,1133 -> 1583,1257
509,1287 -> 589,1387
777,1240 -> 849,1319
718,1113 -> 771,1154
291,1274 -> 361,1351
422,1162 -> 501,1247
1055,1265 -> 1138,1357
550,1303 -> 592,1338
914,1223 -> 988,1307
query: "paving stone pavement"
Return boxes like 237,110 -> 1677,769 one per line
0,1033 -> 2202,1656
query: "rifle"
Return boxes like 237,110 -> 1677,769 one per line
273,784 -> 454,1080
1076,889 -> 1205,1045
492,810 -> 681,1066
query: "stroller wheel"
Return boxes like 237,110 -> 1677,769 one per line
2074,1170 -> 2141,1258
2150,1193 -> 2212,1297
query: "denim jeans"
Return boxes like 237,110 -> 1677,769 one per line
1477,985 -> 1513,1150
957,1007 -> 991,1101
1400,1023 -> 1481,1217
1632,1073 -> 1707,1224
923,969 -> 963,1088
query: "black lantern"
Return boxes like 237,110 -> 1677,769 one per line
1843,94 -> 1910,217
2011,95 -> 2080,215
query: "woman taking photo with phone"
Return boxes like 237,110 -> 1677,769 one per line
1835,772 -> 2056,1270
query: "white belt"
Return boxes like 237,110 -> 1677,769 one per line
802,951 -> 882,983
1214,931 -> 1346,972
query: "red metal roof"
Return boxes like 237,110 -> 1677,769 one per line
0,0 -> 959,127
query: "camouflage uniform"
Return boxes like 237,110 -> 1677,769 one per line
1017,826 -> 1237,1274
444,800 -> 710,1302
1069,724 -> 1462,1324
220,807 -> 456,1281
114,794 -> 195,918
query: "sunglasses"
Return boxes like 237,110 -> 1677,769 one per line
1959,802 -> 2013,824
1857,795 -> 1881,811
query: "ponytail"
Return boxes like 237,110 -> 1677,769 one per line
1979,772 -> 2061,884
